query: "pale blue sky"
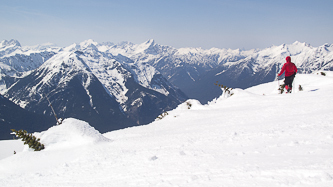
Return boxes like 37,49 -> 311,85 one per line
1,0 -> 332,49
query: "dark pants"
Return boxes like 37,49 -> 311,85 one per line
284,74 -> 296,89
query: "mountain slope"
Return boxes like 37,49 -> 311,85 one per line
1,72 -> 333,186
3,40 -> 187,133
0,94 -> 54,140
4,49 -> 136,133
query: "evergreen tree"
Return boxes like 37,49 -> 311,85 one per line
156,111 -> 168,120
11,129 -> 45,151
214,81 -> 234,97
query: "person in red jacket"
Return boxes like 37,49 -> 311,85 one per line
278,56 -> 298,93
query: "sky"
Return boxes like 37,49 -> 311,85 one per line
1,0 -> 333,50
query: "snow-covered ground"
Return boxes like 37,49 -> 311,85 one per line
1,72 -> 333,187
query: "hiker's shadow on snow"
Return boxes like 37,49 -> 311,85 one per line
309,89 -> 319,92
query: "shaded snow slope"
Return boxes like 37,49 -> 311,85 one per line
0,72 -> 333,186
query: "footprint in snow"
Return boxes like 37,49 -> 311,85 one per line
150,156 -> 158,161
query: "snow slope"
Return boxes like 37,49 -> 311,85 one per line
0,72 -> 333,186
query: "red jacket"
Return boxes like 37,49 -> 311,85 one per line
278,56 -> 297,77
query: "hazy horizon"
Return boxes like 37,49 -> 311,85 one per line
1,0 -> 333,50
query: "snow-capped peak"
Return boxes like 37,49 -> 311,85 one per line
0,39 -> 22,57
79,39 -> 98,49
0,39 -> 21,49
63,43 -> 80,52
143,39 -> 155,46
22,42 -> 58,51
292,41 -> 311,47
134,39 -> 156,54
62,40 -> 99,53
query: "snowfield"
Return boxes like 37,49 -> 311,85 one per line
1,72 -> 333,187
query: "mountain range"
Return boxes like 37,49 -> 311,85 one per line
0,39 -> 187,139
102,40 -> 333,103
1,39 -> 332,139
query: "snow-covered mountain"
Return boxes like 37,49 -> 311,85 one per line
1,72 -> 333,186
194,42 -> 333,103
0,39 -> 59,92
102,40 -> 333,103
1,39 -> 187,134
1,39 -> 333,135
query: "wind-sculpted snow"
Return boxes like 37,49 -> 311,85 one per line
36,118 -> 111,151
1,73 -> 333,186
